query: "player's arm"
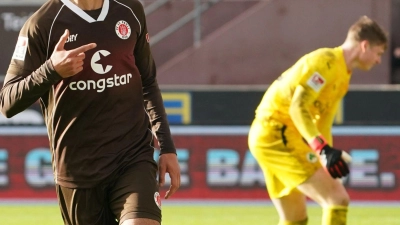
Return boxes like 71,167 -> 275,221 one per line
134,4 -> 176,155
318,99 -> 340,145
134,2 -> 180,197
318,100 -> 352,163
0,20 -> 62,118
0,62 -> 61,118
1,28 -> 95,118
289,84 -> 320,142
290,82 -> 349,178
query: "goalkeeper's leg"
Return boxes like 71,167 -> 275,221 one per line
271,189 -> 309,225
297,168 -> 349,225
322,205 -> 348,225
278,218 -> 308,225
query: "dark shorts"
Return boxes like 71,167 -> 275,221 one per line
56,160 -> 161,225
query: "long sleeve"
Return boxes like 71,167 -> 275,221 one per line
289,85 -> 321,142
1,11 -> 62,118
0,59 -> 61,118
288,48 -> 346,143
317,100 -> 340,146
134,2 -> 176,155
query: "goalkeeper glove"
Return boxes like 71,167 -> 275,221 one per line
309,135 -> 350,179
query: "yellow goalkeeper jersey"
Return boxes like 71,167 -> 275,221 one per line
255,47 -> 351,144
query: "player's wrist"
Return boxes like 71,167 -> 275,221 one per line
308,135 -> 328,153
45,59 -> 63,81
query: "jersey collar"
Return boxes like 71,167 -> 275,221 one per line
61,0 -> 109,23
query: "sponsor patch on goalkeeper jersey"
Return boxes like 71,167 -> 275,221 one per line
306,152 -> 318,163
12,36 -> 28,61
307,72 -> 325,92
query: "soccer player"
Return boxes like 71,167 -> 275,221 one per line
0,0 -> 180,224
248,16 -> 387,225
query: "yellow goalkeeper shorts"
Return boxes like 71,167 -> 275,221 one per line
248,118 -> 322,199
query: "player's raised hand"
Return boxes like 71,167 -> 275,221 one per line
50,29 -> 96,78
158,153 -> 181,199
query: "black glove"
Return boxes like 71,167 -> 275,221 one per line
319,145 -> 350,179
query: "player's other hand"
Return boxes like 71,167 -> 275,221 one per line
158,153 -> 181,199
319,145 -> 350,179
308,135 -> 350,179
50,29 -> 96,78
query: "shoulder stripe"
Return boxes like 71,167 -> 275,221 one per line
113,0 -> 142,35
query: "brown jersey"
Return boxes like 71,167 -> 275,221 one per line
1,0 -> 175,188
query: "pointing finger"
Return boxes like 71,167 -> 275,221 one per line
69,43 -> 97,56
55,29 -> 69,51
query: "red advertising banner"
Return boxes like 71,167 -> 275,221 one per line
0,126 -> 399,201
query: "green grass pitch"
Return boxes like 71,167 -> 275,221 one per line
0,204 -> 399,224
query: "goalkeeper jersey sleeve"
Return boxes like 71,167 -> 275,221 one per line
255,47 -> 351,143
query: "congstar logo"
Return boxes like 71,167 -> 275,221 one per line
69,50 -> 132,92
91,50 -> 112,74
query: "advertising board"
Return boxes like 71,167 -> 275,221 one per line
0,126 -> 398,201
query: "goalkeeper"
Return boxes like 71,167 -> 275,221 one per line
248,15 -> 387,225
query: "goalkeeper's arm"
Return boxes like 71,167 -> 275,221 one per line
289,85 -> 349,178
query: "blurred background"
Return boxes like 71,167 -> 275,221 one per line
0,0 -> 399,210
